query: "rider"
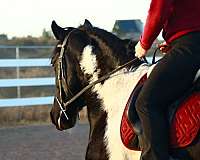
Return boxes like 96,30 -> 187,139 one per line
133,0 -> 200,160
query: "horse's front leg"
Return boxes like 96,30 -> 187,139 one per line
85,112 -> 108,160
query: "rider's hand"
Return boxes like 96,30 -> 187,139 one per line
158,41 -> 171,54
135,42 -> 147,59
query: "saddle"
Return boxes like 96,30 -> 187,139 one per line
120,72 -> 200,151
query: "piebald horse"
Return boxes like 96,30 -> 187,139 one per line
50,20 -> 200,160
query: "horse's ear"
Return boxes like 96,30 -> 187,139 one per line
83,19 -> 93,31
51,20 -> 66,40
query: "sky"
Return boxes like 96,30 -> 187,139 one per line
0,0 -> 150,38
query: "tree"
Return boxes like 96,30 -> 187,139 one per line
42,29 -> 53,40
0,34 -> 8,41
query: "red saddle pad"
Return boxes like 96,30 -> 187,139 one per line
170,92 -> 200,148
121,90 -> 200,150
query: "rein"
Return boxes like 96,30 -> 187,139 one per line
55,30 -> 141,120
63,57 -> 140,107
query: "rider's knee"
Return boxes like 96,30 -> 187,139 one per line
135,92 -> 162,115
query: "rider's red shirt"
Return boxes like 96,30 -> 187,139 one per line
140,0 -> 200,50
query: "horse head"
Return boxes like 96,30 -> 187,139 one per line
50,19 -> 141,131
50,20 -> 93,130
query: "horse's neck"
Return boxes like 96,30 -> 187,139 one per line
80,45 -> 117,82
88,30 -> 135,72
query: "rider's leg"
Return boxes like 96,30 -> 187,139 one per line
135,32 -> 200,160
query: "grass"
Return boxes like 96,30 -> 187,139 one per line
0,105 -> 88,128
0,105 -> 51,127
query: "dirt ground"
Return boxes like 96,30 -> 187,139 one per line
0,123 -> 89,160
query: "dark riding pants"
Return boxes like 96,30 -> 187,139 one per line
135,32 -> 200,160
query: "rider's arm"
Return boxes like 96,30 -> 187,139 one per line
140,0 -> 173,50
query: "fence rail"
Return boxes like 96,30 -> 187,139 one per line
0,58 -> 51,67
0,97 -> 54,107
0,78 -> 55,87
0,46 -> 55,108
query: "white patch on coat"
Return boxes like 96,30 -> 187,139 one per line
80,45 -> 99,82
91,64 -> 150,160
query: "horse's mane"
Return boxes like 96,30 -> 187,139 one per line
88,27 -> 136,64
79,25 -> 138,77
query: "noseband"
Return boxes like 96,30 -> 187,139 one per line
55,28 -> 142,124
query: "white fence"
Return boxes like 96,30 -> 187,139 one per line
0,46 -> 55,108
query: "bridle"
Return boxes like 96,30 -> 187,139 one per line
54,28 -> 143,122
55,29 -> 76,120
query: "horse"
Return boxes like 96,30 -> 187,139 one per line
50,19 -> 200,160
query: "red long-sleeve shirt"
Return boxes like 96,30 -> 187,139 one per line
140,0 -> 200,50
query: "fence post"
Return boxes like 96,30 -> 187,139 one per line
16,46 -> 21,98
